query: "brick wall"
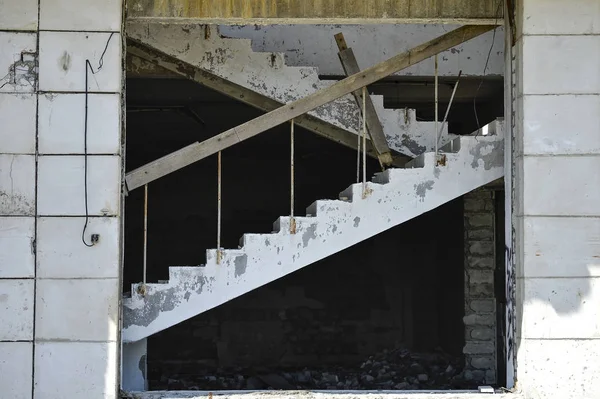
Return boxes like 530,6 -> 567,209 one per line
463,189 -> 497,384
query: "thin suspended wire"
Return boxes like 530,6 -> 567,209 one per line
362,86 -> 367,197
290,119 -> 296,234
143,184 -> 148,288
217,151 -> 222,264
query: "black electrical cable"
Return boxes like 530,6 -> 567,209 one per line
82,32 -> 115,247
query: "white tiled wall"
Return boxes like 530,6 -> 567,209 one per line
1,0 -> 123,398
36,279 -> 119,341
38,32 -> 122,92
0,279 -> 34,341
0,32 -> 37,93
0,217 -> 35,278
0,0 -> 39,31
34,342 -> 118,399
38,93 -> 121,154
515,1 -> 600,397
39,0 -> 122,31
37,217 -> 120,278
37,155 -> 121,216
0,94 -> 37,154
0,342 -> 33,399
0,154 -> 36,215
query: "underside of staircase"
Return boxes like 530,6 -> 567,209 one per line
126,22 -> 455,159
122,120 -> 504,343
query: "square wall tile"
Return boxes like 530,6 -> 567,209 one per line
0,93 -> 36,154
0,342 -> 33,399
0,279 -> 34,341
522,35 -> 600,95
38,93 -> 121,155
523,94 -> 600,155
520,277 -> 600,339
0,217 -> 35,278
37,217 -> 120,279
39,32 -> 121,92
37,155 -> 121,216
0,0 -> 38,30
523,155 -> 600,216
522,0 -> 600,35
517,339 -> 600,399
522,216 -> 600,278
0,154 -> 35,216
34,341 -> 117,399
0,32 -> 37,93
35,279 -> 118,341
40,0 -> 122,31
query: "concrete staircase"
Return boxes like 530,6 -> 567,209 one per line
122,121 -> 504,343
126,22 -> 455,158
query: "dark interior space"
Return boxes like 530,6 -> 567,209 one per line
123,78 -> 486,390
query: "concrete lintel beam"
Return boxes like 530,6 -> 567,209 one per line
127,0 -> 504,25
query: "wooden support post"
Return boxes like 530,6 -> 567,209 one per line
125,25 -> 494,191
335,32 -> 393,168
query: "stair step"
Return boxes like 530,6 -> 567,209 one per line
439,137 -> 462,153
206,248 -> 246,266
306,199 -> 352,216
168,266 -> 204,283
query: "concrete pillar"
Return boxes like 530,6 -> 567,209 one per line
0,1 -> 123,398
512,1 -> 600,398
122,339 -> 148,392
463,190 -> 497,385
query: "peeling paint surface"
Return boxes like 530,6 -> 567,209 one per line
126,22 -> 454,158
122,123 -> 504,343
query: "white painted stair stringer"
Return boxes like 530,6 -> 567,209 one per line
122,121 -> 504,343
126,22 -> 455,158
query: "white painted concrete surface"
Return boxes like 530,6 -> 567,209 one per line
40,0 -> 122,31
0,1 -> 123,398
0,154 -> 36,215
513,1 -> 600,398
38,31 -> 122,92
38,93 -> 121,154
37,155 -> 121,216
0,0 -> 38,31
0,94 -> 37,154
0,279 -> 34,341
37,216 -> 121,278
219,25 -> 505,77
0,342 -> 33,399
123,122 -> 504,343
127,22 -> 453,158
0,217 -> 35,278
35,278 -> 119,341
0,32 -> 37,93
35,341 -> 118,399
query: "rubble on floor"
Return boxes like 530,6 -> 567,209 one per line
150,348 -> 477,391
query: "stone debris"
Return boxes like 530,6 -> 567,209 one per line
150,348 -> 477,390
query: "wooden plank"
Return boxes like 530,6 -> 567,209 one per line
126,25 -> 494,191
335,32 -> 393,167
126,39 -> 393,163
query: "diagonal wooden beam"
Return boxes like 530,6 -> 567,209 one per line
126,38 -> 392,165
334,32 -> 393,168
126,25 -> 494,191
